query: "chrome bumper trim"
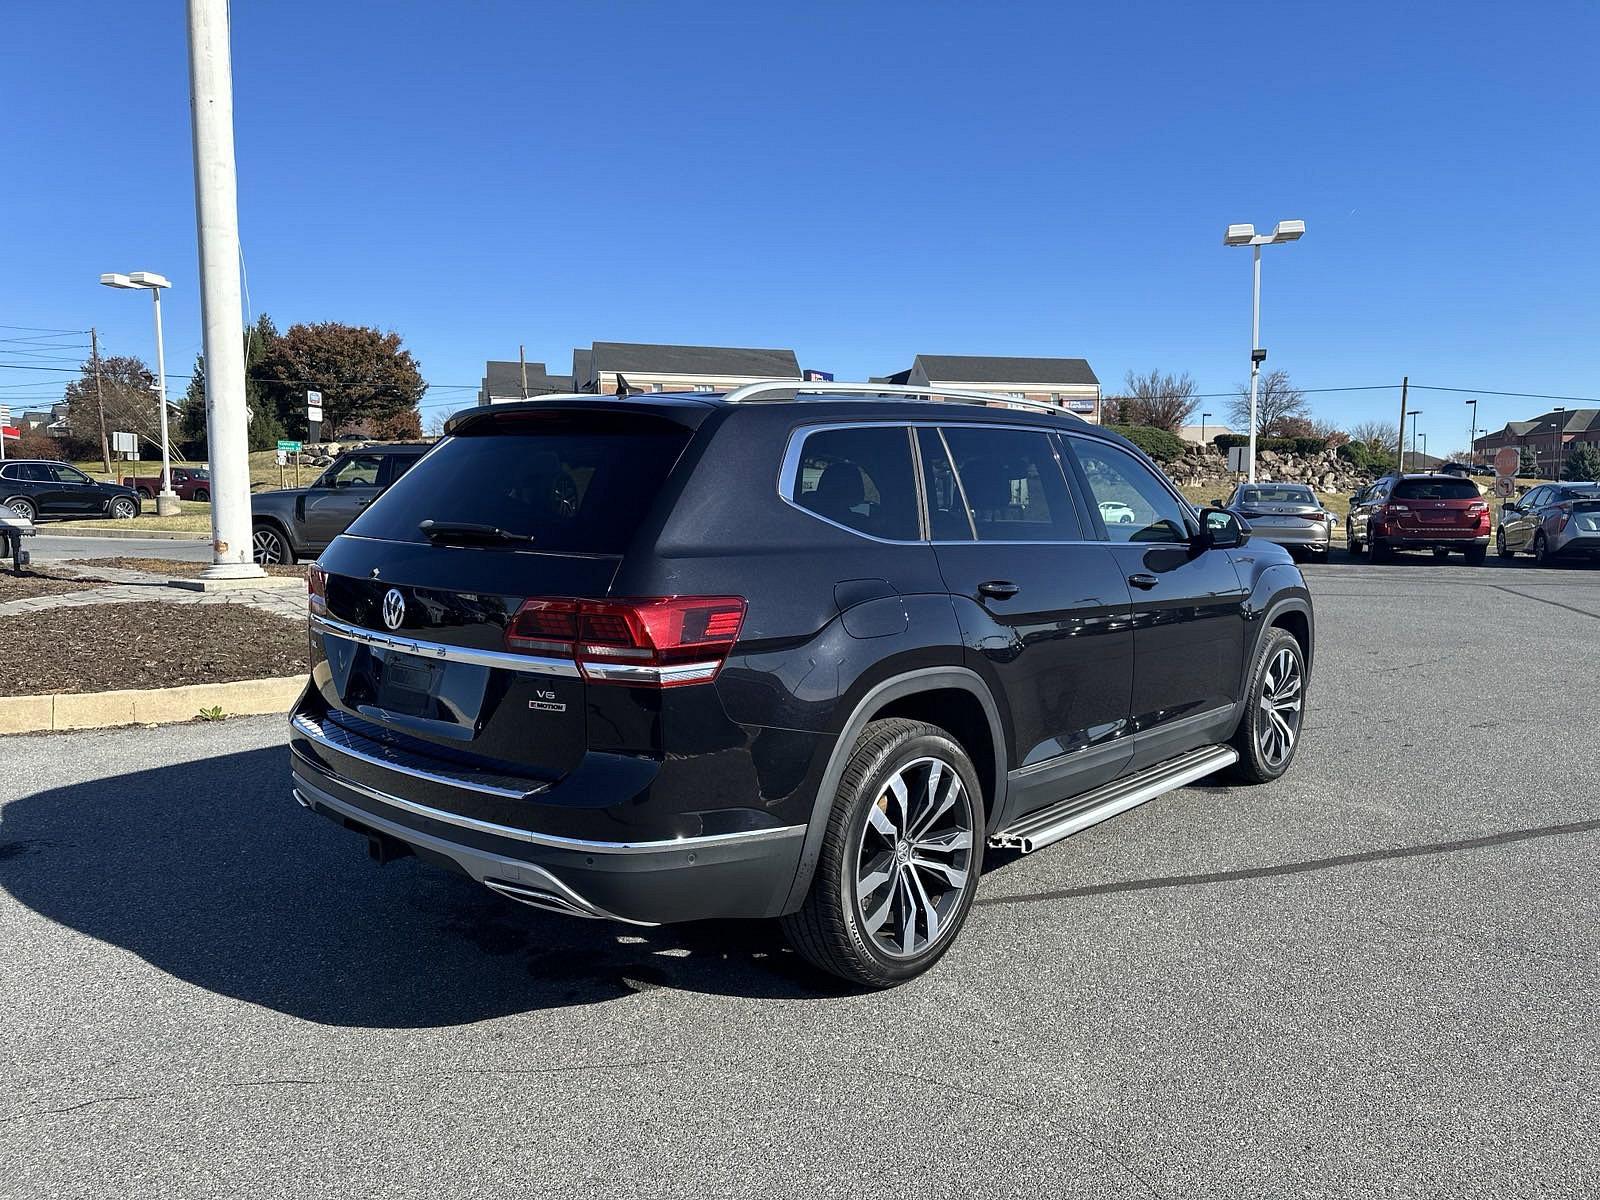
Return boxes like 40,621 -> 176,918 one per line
292,711 -> 535,800
289,740 -> 804,856
291,780 -> 656,927
310,612 -> 580,676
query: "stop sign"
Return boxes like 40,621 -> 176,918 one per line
1494,446 -> 1519,477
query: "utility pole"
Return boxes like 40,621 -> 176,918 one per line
187,0 -> 264,578
519,344 -> 529,400
1396,377 -> 1409,472
91,327 -> 111,475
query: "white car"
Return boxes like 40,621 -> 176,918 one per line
1098,500 -> 1136,525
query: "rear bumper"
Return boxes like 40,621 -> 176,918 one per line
1550,534 -> 1600,558
290,747 -> 807,925
1248,524 -> 1331,548
1378,527 -> 1490,548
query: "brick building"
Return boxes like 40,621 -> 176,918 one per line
1474,408 -> 1600,475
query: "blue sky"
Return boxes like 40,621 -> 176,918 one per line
5,0 -> 1597,452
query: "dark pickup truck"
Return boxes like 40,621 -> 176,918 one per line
250,443 -> 428,564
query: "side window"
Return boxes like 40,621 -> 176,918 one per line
323,454 -> 383,489
49,465 -> 93,484
1067,437 -> 1192,544
382,454 -> 420,486
789,426 -> 919,541
939,426 -> 1081,542
915,429 -> 973,540
1519,487 -> 1543,509
19,464 -> 51,483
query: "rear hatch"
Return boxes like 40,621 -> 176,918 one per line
1389,477 -> 1486,533
304,405 -> 707,780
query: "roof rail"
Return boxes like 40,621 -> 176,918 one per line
719,379 -> 1087,420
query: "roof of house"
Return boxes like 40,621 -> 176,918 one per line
911,354 -> 1100,387
572,348 -> 593,389
589,342 -> 800,379
480,360 -> 574,398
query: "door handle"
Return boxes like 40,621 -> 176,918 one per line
1128,573 -> 1159,590
977,580 -> 1020,600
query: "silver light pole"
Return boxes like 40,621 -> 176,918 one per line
1407,409 -> 1422,472
187,0 -> 264,579
1466,398 -> 1478,467
100,271 -> 179,515
1224,220 -> 1305,483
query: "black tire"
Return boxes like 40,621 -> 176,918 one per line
1226,627 -> 1307,785
252,523 -> 293,565
1463,545 -> 1487,566
1370,535 -> 1394,563
1347,522 -> 1364,555
193,488 -> 209,502
1497,529 -> 1514,559
1533,533 -> 1551,567
781,718 -> 983,988
1432,546 -> 1452,560
3,496 -> 36,524
135,487 -> 152,499
108,496 -> 138,521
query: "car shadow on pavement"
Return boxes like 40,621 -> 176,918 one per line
0,746 -> 849,1027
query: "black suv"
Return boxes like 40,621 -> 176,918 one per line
250,444 -> 427,564
0,459 -> 140,524
288,385 -> 1314,986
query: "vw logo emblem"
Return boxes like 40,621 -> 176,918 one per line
380,587 -> 406,630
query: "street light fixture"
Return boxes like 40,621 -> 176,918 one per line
100,270 -> 179,516
1407,409 -> 1422,472
1465,398 -> 1479,467
1419,432 -> 1428,467
1552,406 -> 1566,479
1223,220 -> 1306,482
1200,411 -> 1211,444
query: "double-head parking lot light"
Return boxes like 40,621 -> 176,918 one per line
1224,221 -> 1306,482
100,270 -> 179,515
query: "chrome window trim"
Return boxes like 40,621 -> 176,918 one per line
290,736 -> 804,854
779,419 -> 1132,548
310,612 -> 581,676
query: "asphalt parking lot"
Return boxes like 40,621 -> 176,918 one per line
2,550 -> 1597,1199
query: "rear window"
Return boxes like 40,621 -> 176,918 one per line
346,417 -> 691,552
1240,485 -> 1315,504
1393,478 -> 1480,500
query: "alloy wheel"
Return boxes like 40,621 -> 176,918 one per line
4,498 -> 36,524
854,756 -> 975,959
252,527 -> 286,565
111,498 -> 137,520
1257,647 -> 1303,769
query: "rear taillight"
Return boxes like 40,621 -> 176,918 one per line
307,563 -> 328,615
505,596 -> 747,687
1385,503 -> 1411,514
1556,503 -> 1571,532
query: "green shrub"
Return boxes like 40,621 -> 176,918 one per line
1212,433 -> 1329,456
1108,423 -> 1185,463
1338,441 -> 1397,475
1563,443 -> 1600,481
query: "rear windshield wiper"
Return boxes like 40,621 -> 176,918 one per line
418,520 -> 535,546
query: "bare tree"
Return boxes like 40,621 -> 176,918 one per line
1229,370 -> 1308,436
1112,369 -> 1200,431
1346,419 -> 1394,451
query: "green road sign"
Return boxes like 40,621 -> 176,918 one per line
277,440 -> 303,452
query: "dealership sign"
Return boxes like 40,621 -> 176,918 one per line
1065,398 -> 1097,414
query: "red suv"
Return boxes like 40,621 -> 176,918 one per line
1347,473 -> 1490,563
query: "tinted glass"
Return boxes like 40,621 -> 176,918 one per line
1068,437 -> 1192,543
50,465 -> 92,484
1557,485 -> 1600,500
790,426 -> 918,541
347,417 -> 691,552
386,454 -> 420,484
1240,485 -> 1315,504
323,454 -> 383,488
1393,478 -> 1480,500
916,430 -> 972,540
937,426 -> 1080,542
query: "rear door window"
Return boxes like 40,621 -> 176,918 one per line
789,426 -> 919,541
1393,478 -> 1480,500
347,415 -> 692,552
939,425 -> 1081,542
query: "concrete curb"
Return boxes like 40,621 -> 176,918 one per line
0,675 -> 308,734
36,525 -> 209,541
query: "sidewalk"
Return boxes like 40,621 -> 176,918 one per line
0,561 -> 304,621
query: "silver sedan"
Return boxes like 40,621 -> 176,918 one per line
1214,482 -> 1333,558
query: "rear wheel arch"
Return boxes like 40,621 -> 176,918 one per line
778,667 -> 1008,915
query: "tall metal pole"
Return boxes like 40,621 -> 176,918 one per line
1396,377 -> 1409,472
187,0 -> 263,578
91,327 -> 111,475
1552,407 -> 1565,479
1466,398 -> 1477,467
150,288 -> 180,514
1409,410 -> 1421,472
1246,244 -> 1262,483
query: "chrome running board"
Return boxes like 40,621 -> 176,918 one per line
991,745 -> 1238,854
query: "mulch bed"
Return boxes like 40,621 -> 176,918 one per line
63,557 -> 307,580
0,569 -> 112,601
0,601 -> 308,696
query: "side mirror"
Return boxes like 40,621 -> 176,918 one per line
1210,498 -> 1225,509
1198,507 -> 1249,550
